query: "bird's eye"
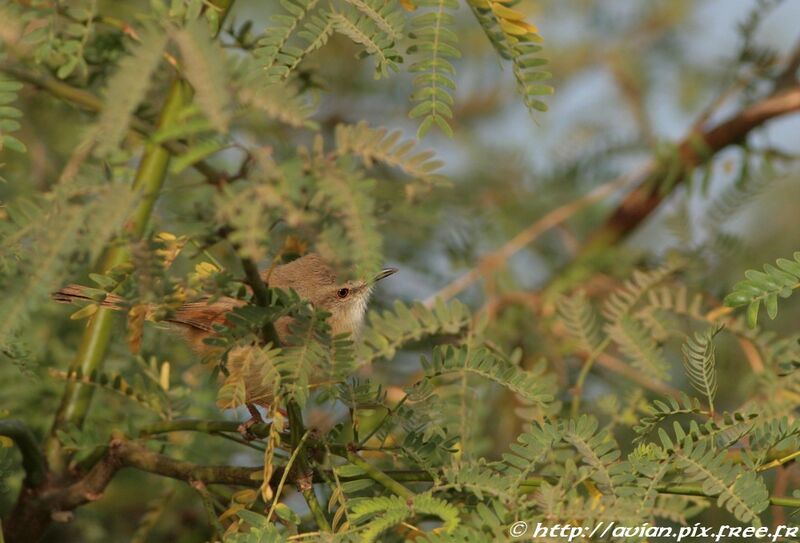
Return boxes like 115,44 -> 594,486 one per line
337,288 -> 350,299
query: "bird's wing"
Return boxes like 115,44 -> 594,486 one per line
167,297 -> 245,332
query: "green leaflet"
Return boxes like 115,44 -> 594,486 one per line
358,299 -> 472,364
350,493 -> 459,542
95,24 -> 167,156
724,251 -> 800,328
407,0 -> 460,138
173,17 -> 233,133
681,325 -> 722,414
0,78 -> 26,154
416,344 -> 555,407
330,8 -> 402,79
557,290 -> 604,354
659,431 -> 770,525
335,121 -> 450,187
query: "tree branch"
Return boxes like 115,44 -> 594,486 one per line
5,431 -> 798,542
0,420 -> 46,487
425,80 -> 800,308
139,418 -> 273,439
581,84 -> 800,257
775,36 -> 800,90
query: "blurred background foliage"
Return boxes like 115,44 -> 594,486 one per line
1,0 -> 800,541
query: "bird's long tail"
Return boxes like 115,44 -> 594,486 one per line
51,284 -> 126,309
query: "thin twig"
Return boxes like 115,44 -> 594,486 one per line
212,431 -> 266,452
345,450 -> 414,499
757,450 -> 800,473
139,418 -> 272,438
191,480 -> 226,541
594,351 -> 681,398
423,167 -> 645,307
570,338 -> 611,417
358,393 -> 409,447
266,430 -> 310,523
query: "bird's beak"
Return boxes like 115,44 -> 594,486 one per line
372,267 -> 398,283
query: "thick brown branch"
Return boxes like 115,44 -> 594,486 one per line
584,85 -> 800,253
2,438 -> 262,542
4,433 -> 799,542
110,440 -> 261,488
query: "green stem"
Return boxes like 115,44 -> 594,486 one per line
287,402 -> 331,532
769,495 -> 800,508
192,480 -> 226,541
346,451 -> 414,499
0,420 -> 46,487
757,449 -> 800,472
266,430 -> 310,523
302,486 -> 331,532
657,484 -> 800,508
570,338 -> 610,418
47,78 -> 190,469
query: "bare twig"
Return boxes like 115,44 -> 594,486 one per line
423,167 -> 645,307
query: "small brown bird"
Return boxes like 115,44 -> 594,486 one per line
54,253 -> 397,420
53,252 -> 398,353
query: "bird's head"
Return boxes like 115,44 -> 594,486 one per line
266,253 -> 397,336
